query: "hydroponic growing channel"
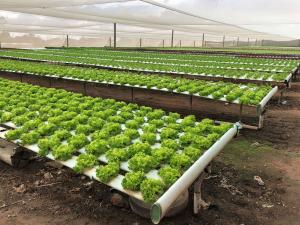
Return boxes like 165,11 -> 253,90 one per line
0,59 -> 278,128
0,78 -> 239,223
0,49 -> 297,87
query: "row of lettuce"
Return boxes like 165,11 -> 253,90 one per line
47,48 -> 298,65
0,49 -> 294,81
23,48 -> 295,71
139,47 -> 300,56
0,59 -> 272,105
0,78 -> 233,203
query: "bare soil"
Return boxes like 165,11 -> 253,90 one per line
0,81 -> 299,225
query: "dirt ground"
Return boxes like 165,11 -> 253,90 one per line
0,81 -> 299,225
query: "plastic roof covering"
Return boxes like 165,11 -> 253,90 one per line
0,0 -> 297,41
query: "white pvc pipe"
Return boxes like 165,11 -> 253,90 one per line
285,73 -> 293,84
257,86 -> 278,115
0,148 -> 14,166
151,123 -> 240,224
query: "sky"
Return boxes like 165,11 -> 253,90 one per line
160,0 -> 300,39
0,0 -> 299,40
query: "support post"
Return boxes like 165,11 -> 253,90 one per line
194,164 -> 212,214
179,40 -> 182,47
237,37 -> 239,47
171,29 -> 174,48
222,35 -> 225,48
113,23 -> 117,49
66,35 -> 69,48
202,33 -> 205,47
247,37 -> 250,46
162,39 -> 165,48
139,38 -> 142,48
0,134 -> 32,168
194,41 -> 196,47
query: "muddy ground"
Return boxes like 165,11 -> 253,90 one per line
0,81 -> 299,225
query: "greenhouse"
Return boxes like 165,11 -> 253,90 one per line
0,1 -> 299,225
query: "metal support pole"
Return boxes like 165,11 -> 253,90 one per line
179,40 -> 182,47
139,38 -> 142,48
247,38 -> 250,46
113,23 -> 117,49
237,37 -> 239,47
171,29 -> 174,48
162,39 -> 165,48
202,33 -> 205,47
66,35 -> 69,48
222,35 -> 225,48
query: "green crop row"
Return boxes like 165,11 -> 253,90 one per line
0,50 -> 295,81
20,48 -> 296,72
0,59 -> 273,105
0,78 -> 232,203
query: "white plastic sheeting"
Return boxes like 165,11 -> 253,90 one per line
0,0 -> 299,48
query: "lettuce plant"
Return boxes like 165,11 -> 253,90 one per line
52,129 -> 71,140
106,148 -> 127,162
140,178 -> 165,203
160,128 -> 178,139
151,147 -> 175,164
68,134 -> 89,149
128,153 -> 158,172
140,132 -> 157,145
108,134 -> 131,148
52,144 -> 75,161
74,154 -> 98,173
161,139 -> 180,150
158,166 -> 181,187
122,171 -> 145,191
170,153 -> 192,171
38,136 -> 61,156
5,128 -> 24,141
96,162 -> 120,183
85,139 -> 108,156
20,131 -> 40,145
126,142 -> 152,158
123,129 -> 139,139
183,146 -> 203,161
